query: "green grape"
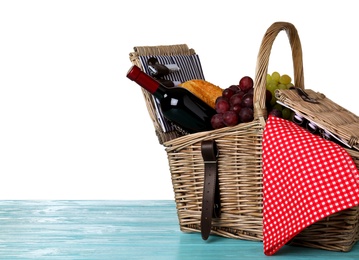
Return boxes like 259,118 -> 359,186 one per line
271,71 -> 280,82
266,71 -> 295,120
267,83 -> 278,96
270,95 -> 277,106
267,79 -> 279,86
278,83 -> 287,90
273,104 -> 283,111
279,74 -> 292,85
290,110 -> 295,119
286,83 -> 294,88
282,108 -> 292,119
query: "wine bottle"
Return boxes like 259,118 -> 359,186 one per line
147,57 -> 180,78
127,65 -> 216,133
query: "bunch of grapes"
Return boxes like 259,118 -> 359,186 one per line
266,71 -> 294,120
211,72 -> 296,130
211,76 -> 255,129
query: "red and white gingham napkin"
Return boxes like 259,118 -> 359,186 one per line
262,115 -> 359,255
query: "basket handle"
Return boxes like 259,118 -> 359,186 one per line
253,21 -> 304,120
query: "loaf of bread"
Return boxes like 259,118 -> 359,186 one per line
179,79 -> 223,109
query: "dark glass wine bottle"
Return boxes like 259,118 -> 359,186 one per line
127,65 -> 216,133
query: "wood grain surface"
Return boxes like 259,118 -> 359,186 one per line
1,200 -> 358,259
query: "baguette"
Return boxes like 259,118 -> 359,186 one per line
179,79 -> 222,109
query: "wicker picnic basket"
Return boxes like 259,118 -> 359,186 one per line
129,22 -> 359,251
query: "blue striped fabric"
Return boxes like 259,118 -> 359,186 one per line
139,54 -> 205,133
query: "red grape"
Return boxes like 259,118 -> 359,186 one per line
215,99 -> 230,114
229,93 -> 243,106
229,85 -> 240,92
215,96 -> 226,104
222,88 -> 235,100
269,108 -> 282,118
247,88 -> 254,95
211,113 -> 226,129
236,90 -> 246,98
239,76 -> 254,92
238,107 -> 254,123
241,93 -> 254,108
231,104 -> 242,114
223,110 -> 239,126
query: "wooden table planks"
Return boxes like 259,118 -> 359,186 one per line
0,200 -> 358,259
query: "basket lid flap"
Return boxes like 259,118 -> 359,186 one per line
275,88 -> 359,150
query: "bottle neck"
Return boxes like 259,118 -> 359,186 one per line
127,65 -> 166,98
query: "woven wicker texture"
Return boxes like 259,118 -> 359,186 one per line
129,22 -> 359,251
276,89 -> 359,150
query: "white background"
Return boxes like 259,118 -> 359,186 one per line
1,0 -> 358,200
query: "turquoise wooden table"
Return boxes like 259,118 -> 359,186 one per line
1,200 -> 358,259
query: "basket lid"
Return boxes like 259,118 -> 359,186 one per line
276,87 -> 359,150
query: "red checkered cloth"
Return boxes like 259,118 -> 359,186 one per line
262,115 -> 359,255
